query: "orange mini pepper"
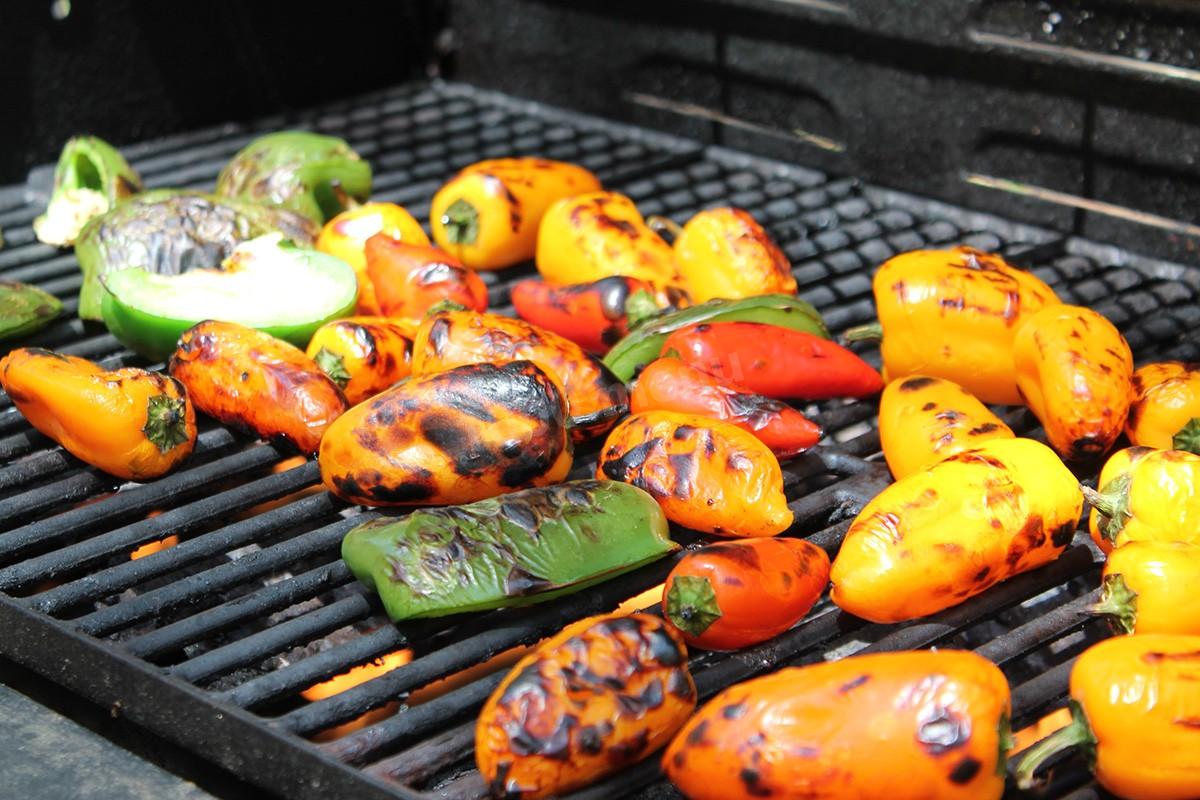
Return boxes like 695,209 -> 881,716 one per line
363,235 -> 488,318
1091,541 -> 1200,635
315,202 -> 430,314
305,316 -> 418,406
1127,361 -> 1200,453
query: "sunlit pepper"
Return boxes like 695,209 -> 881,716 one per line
845,246 -> 1061,405
315,202 -> 431,314
665,649 -> 1012,800
831,437 -> 1083,623
597,410 -> 793,537
477,612 -> 695,800
662,537 -> 829,651
879,375 -> 1015,479
1090,541 -> 1200,635
305,316 -> 418,406
630,357 -> 822,458
0,348 -> 195,480
1084,448 -> 1200,550
1015,634 -> 1200,800
34,136 -> 142,247
1127,361 -> 1200,454
1086,446 -> 1151,554
1013,304 -> 1133,460
363,235 -> 488,318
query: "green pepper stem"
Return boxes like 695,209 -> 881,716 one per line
664,575 -> 722,637
441,198 -> 479,245
1013,700 -> 1097,790
645,215 -> 684,242
314,347 -> 351,389
1079,485 -> 1117,518
624,290 -> 661,331
425,299 -> 469,317
842,321 -> 883,343
1088,573 -> 1138,634
142,393 -> 190,454
1174,418 -> 1200,455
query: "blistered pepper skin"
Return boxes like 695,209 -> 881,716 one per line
1127,361 -> 1200,453
363,235 -> 488,319
305,316 -> 418,406
477,613 -> 696,800
431,158 -> 601,271
411,309 -> 628,441
1087,448 -> 1200,550
670,207 -> 798,302
597,410 -> 793,537
863,247 -> 1060,405
831,438 -> 1083,623
169,321 -> 346,455
319,361 -> 572,506
315,202 -> 430,314
664,650 -> 1011,800
879,375 -> 1015,479
1014,304 -> 1133,460
1093,541 -> 1200,635
0,348 -> 196,480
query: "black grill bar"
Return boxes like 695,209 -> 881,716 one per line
1012,659 -> 1077,728
976,591 -> 1101,666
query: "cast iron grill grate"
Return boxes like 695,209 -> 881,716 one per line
1,80 -> 1198,800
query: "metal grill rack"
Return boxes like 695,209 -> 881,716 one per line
1,80 -> 1198,800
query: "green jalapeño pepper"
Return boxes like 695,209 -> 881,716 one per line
215,131 -> 371,224
342,479 -> 677,621
0,282 -> 63,341
34,136 -> 142,247
602,294 -> 829,382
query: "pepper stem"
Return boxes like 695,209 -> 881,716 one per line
143,393 -> 190,454
624,290 -> 661,331
1173,418 -> 1200,455
566,404 -> 628,433
646,215 -> 684,242
664,575 -> 723,637
314,347 -> 351,389
425,299 -> 468,317
1088,573 -> 1138,634
1013,700 -> 1097,790
1080,471 -> 1133,543
441,198 -> 479,245
842,321 -> 884,343
996,714 -> 1014,776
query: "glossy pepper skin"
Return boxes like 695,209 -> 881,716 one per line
1127,361 -> 1200,454
305,316 -> 418,406
0,348 -> 195,480
1015,634 -> 1200,800
510,276 -> 684,354
663,321 -> 883,399
664,650 -> 1012,800
630,357 -> 822,458
1085,448 -> 1200,550
363,235 -> 488,318
315,202 -> 430,314
536,191 -> 685,290
1091,541 -> 1200,635
597,410 -> 793,537
662,537 -> 829,651
411,309 -> 628,441
343,480 -> 677,620
1014,304 -> 1134,460
1086,446 -> 1151,554
477,612 -> 695,800
879,375 -> 1014,479
170,321 -> 346,455
831,438 -> 1083,623
848,246 -> 1060,405
659,207 -> 798,302
319,361 -> 572,506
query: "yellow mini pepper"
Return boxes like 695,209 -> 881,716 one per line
1127,361 -> 1200,453
305,316 -> 418,406
316,202 -> 430,314
1084,447 -> 1200,550
1091,541 -> 1200,635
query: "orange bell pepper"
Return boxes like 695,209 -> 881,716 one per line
315,202 -> 430,314
363,235 -> 488,318
1127,361 -> 1200,453
305,316 -> 418,406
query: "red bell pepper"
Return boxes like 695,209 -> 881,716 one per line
661,321 -> 883,399
364,235 -> 488,319
630,357 -> 822,457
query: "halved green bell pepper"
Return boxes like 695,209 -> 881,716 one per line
34,136 -> 142,247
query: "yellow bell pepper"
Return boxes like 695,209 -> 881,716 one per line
305,316 -> 418,406
316,202 -> 429,314
1091,541 -> 1200,635
1127,361 -> 1200,453
1084,448 -> 1200,550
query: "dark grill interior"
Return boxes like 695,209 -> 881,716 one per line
2,80 -> 1199,800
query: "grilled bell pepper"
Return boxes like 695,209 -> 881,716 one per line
603,294 -> 829,382
343,480 -> 676,620
1015,634 -> 1200,800
170,321 -> 346,454
831,437 -> 1083,623
75,189 -> 317,320
215,131 -> 371,224
650,207 -> 797,302
431,157 -> 601,271
536,191 -> 685,289
0,282 -> 63,340
411,309 -> 628,441
1127,361 -> 1200,453
34,136 -> 142,247
598,410 -> 793,537
879,375 -> 1015,479
662,321 -> 883,399
1090,541 -> 1200,635
477,612 -> 695,800
665,649 -> 1012,800
630,357 -> 822,458
305,316 -> 417,405
845,246 -> 1060,405
510,276 -> 684,354
320,361 -> 572,506
1084,447 -> 1200,550
1,348 -> 195,480
101,233 -> 358,361
1014,304 -> 1133,460
1086,446 -> 1151,554
363,235 -> 488,318
663,537 -> 829,651
316,202 -> 430,314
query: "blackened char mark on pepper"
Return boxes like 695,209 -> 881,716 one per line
949,756 -> 982,784
900,376 -> 938,392
504,565 -> 554,597
666,668 -> 694,700
419,412 -> 498,477
916,705 -> 972,754
1142,649 -> 1200,664
704,542 -> 762,570
607,728 -> 649,763
333,470 -> 436,503
667,452 -> 696,499
969,423 -> 1000,436
838,674 -> 871,694
1068,434 -> 1108,460
500,670 -> 578,759
499,500 -> 539,533
577,721 -> 614,755
601,437 -> 662,481
739,766 -> 773,797
479,173 -> 522,233
349,322 -> 379,366
426,316 -> 451,358
1050,521 -> 1075,548
722,701 -> 748,719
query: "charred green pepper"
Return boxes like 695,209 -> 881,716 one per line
341,479 -> 677,621
34,136 -> 142,247
0,282 -> 63,340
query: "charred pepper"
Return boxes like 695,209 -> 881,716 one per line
0,282 -> 63,341
363,235 -> 488,318
1127,361 -> 1200,454
1084,447 -> 1200,550
316,202 -> 431,314
34,136 -> 142,247
1090,541 -> 1200,635
305,316 -> 418,405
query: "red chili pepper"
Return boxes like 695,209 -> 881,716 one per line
630,357 -> 822,457
661,321 -> 883,399
510,276 -> 681,354
364,235 -> 488,319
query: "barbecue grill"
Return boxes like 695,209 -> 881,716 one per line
3,3 -> 1200,799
